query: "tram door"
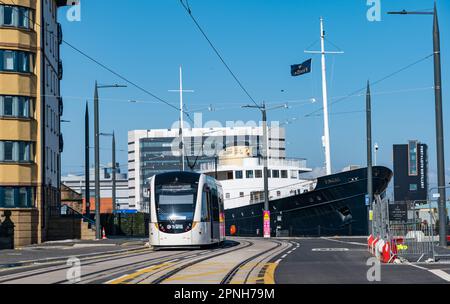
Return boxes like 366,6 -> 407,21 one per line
210,186 -> 220,241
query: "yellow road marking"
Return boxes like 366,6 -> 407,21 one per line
162,268 -> 231,283
263,263 -> 278,284
107,262 -> 173,284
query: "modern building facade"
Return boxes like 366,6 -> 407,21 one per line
393,140 -> 428,202
0,0 -> 73,246
62,163 -> 131,211
128,127 -> 286,211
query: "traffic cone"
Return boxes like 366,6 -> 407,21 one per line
102,227 -> 107,240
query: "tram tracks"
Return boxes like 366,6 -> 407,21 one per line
221,239 -> 292,284
0,248 -> 187,284
132,240 -> 254,284
116,239 -> 293,285
0,238 -> 294,284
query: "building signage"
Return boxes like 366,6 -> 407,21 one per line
263,211 -> 271,238
388,203 -> 408,222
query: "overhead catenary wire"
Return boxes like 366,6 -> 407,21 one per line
179,0 -> 260,108
304,53 -> 434,117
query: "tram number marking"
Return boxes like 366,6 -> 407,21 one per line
218,289 -> 275,300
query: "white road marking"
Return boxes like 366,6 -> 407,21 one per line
320,237 -> 366,246
429,269 -> 450,282
275,259 -> 282,264
312,248 -> 349,252
165,259 -> 180,263
281,254 -> 288,258
404,261 -> 450,282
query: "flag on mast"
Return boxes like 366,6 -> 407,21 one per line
291,59 -> 312,76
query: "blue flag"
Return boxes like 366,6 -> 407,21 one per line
291,59 -> 312,76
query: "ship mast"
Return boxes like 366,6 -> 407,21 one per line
305,17 -> 343,175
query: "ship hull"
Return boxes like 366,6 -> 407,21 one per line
224,166 -> 392,237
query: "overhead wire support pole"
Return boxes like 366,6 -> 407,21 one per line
94,82 -> 126,240
387,3 -> 447,247
85,102 -> 90,219
242,103 -> 288,238
305,17 -> 344,175
366,81 -> 373,236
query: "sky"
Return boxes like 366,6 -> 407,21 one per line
57,0 -> 450,197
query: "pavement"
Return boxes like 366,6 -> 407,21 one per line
274,237 -> 450,284
0,237 -> 148,268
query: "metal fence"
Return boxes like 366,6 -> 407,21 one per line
371,197 -> 436,262
388,222 -> 434,262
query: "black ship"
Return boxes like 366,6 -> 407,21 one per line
225,166 -> 392,237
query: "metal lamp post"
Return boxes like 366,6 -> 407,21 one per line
100,132 -> 117,235
388,4 -> 447,247
93,82 -> 126,239
242,103 -> 288,238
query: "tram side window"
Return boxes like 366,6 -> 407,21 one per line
201,186 -> 210,222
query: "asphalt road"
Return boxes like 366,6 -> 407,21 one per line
274,237 -> 450,284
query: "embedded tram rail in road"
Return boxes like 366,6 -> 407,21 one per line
108,238 -> 294,284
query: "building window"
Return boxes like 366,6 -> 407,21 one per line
225,193 -> 230,199
408,141 -> 418,176
0,96 -> 32,118
0,187 -> 34,208
255,170 -> 262,178
246,170 -> 254,179
0,141 -> 33,162
239,192 -> 244,197
235,170 -> 243,179
409,184 -> 418,191
281,170 -> 288,178
0,50 -> 34,73
272,170 -> 280,178
0,5 -> 33,29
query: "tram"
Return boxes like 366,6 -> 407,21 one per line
148,171 -> 226,248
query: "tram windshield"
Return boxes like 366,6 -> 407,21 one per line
154,175 -> 198,222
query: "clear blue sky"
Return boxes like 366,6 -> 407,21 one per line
58,0 -> 450,192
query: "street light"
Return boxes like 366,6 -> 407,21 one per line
374,143 -> 379,166
93,82 -> 127,239
388,4 -> 447,247
242,102 -> 288,238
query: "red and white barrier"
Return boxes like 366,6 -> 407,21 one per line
367,234 -> 396,263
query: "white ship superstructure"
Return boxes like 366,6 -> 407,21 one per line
201,146 -> 315,209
